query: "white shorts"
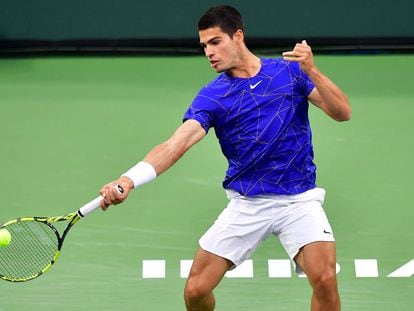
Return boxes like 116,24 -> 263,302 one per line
199,187 -> 335,274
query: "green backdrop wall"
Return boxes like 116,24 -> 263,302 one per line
1,0 -> 413,51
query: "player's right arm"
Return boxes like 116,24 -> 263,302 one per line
100,119 -> 206,208
143,119 -> 206,175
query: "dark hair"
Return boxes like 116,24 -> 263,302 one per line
198,5 -> 244,37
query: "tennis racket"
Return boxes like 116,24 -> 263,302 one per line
0,185 -> 123,282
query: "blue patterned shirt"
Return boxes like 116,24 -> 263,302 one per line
183,58 -> 316,196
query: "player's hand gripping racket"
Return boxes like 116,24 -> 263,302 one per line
0,185 -> 124,282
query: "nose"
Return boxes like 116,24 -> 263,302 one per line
204,45 -> 213,58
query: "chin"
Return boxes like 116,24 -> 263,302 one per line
214,65 -> 229,73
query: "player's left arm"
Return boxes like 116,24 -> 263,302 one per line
283,40 -> 351,122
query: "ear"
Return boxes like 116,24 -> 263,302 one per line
233,29 -> 244,44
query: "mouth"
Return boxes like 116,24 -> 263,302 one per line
209,59 -> 219,68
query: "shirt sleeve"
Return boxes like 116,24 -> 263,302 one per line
183,91 -> 215,134
290,62 -> 315,97
302,72 -> 315,97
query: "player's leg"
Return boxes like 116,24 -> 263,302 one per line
184,248 -> 232,311
294,241 -> 340,311
185,190 -> 273,310
275,188 -> 339,310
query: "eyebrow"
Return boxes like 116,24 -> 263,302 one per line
200,36 -> 221,47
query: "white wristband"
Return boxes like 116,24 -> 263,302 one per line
121,161 -> 157,188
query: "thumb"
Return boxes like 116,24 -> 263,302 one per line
302,39 -> 308,46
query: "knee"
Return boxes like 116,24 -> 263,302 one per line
184,278 -> 211,303
311,269 -> 338,293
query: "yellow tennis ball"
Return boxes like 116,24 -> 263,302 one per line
0,228 -> 11,247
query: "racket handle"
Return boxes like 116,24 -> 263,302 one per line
77,185 -> 124,218
77,196 -> 102,217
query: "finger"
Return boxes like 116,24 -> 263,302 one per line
282,51 -> 294,57
99,185 -> 108,197
284,46 -> 309,56
102,197 -> 110,208
106,187 -> 116,205
283,49 -> 304,56
99,183 -> 117,210
295,42 -> 309,49
100,197 -> 110,210
283,57 -> 307,63
110,185 -> 124,204
100,186 -> 111,205
299,43 -> 312,56
293,45 -> 311,53
283,50 -> 304,59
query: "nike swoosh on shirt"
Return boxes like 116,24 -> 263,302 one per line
250,80 -> 262,89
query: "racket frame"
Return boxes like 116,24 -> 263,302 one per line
0,185 -> 122,282
0,213 -> 80,282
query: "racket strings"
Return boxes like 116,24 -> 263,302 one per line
0,220 -> 59,281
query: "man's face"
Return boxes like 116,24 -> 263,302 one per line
199,26 -> 241,73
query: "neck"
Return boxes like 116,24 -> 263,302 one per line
227,48 -> 261,78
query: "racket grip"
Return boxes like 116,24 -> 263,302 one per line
77,185 -> 124,218
77,196 -> 102,217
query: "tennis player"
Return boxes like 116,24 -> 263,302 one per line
100,5 -> 351,311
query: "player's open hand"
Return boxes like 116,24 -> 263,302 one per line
282,40 -> 315,74
99,176 -> 133,210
